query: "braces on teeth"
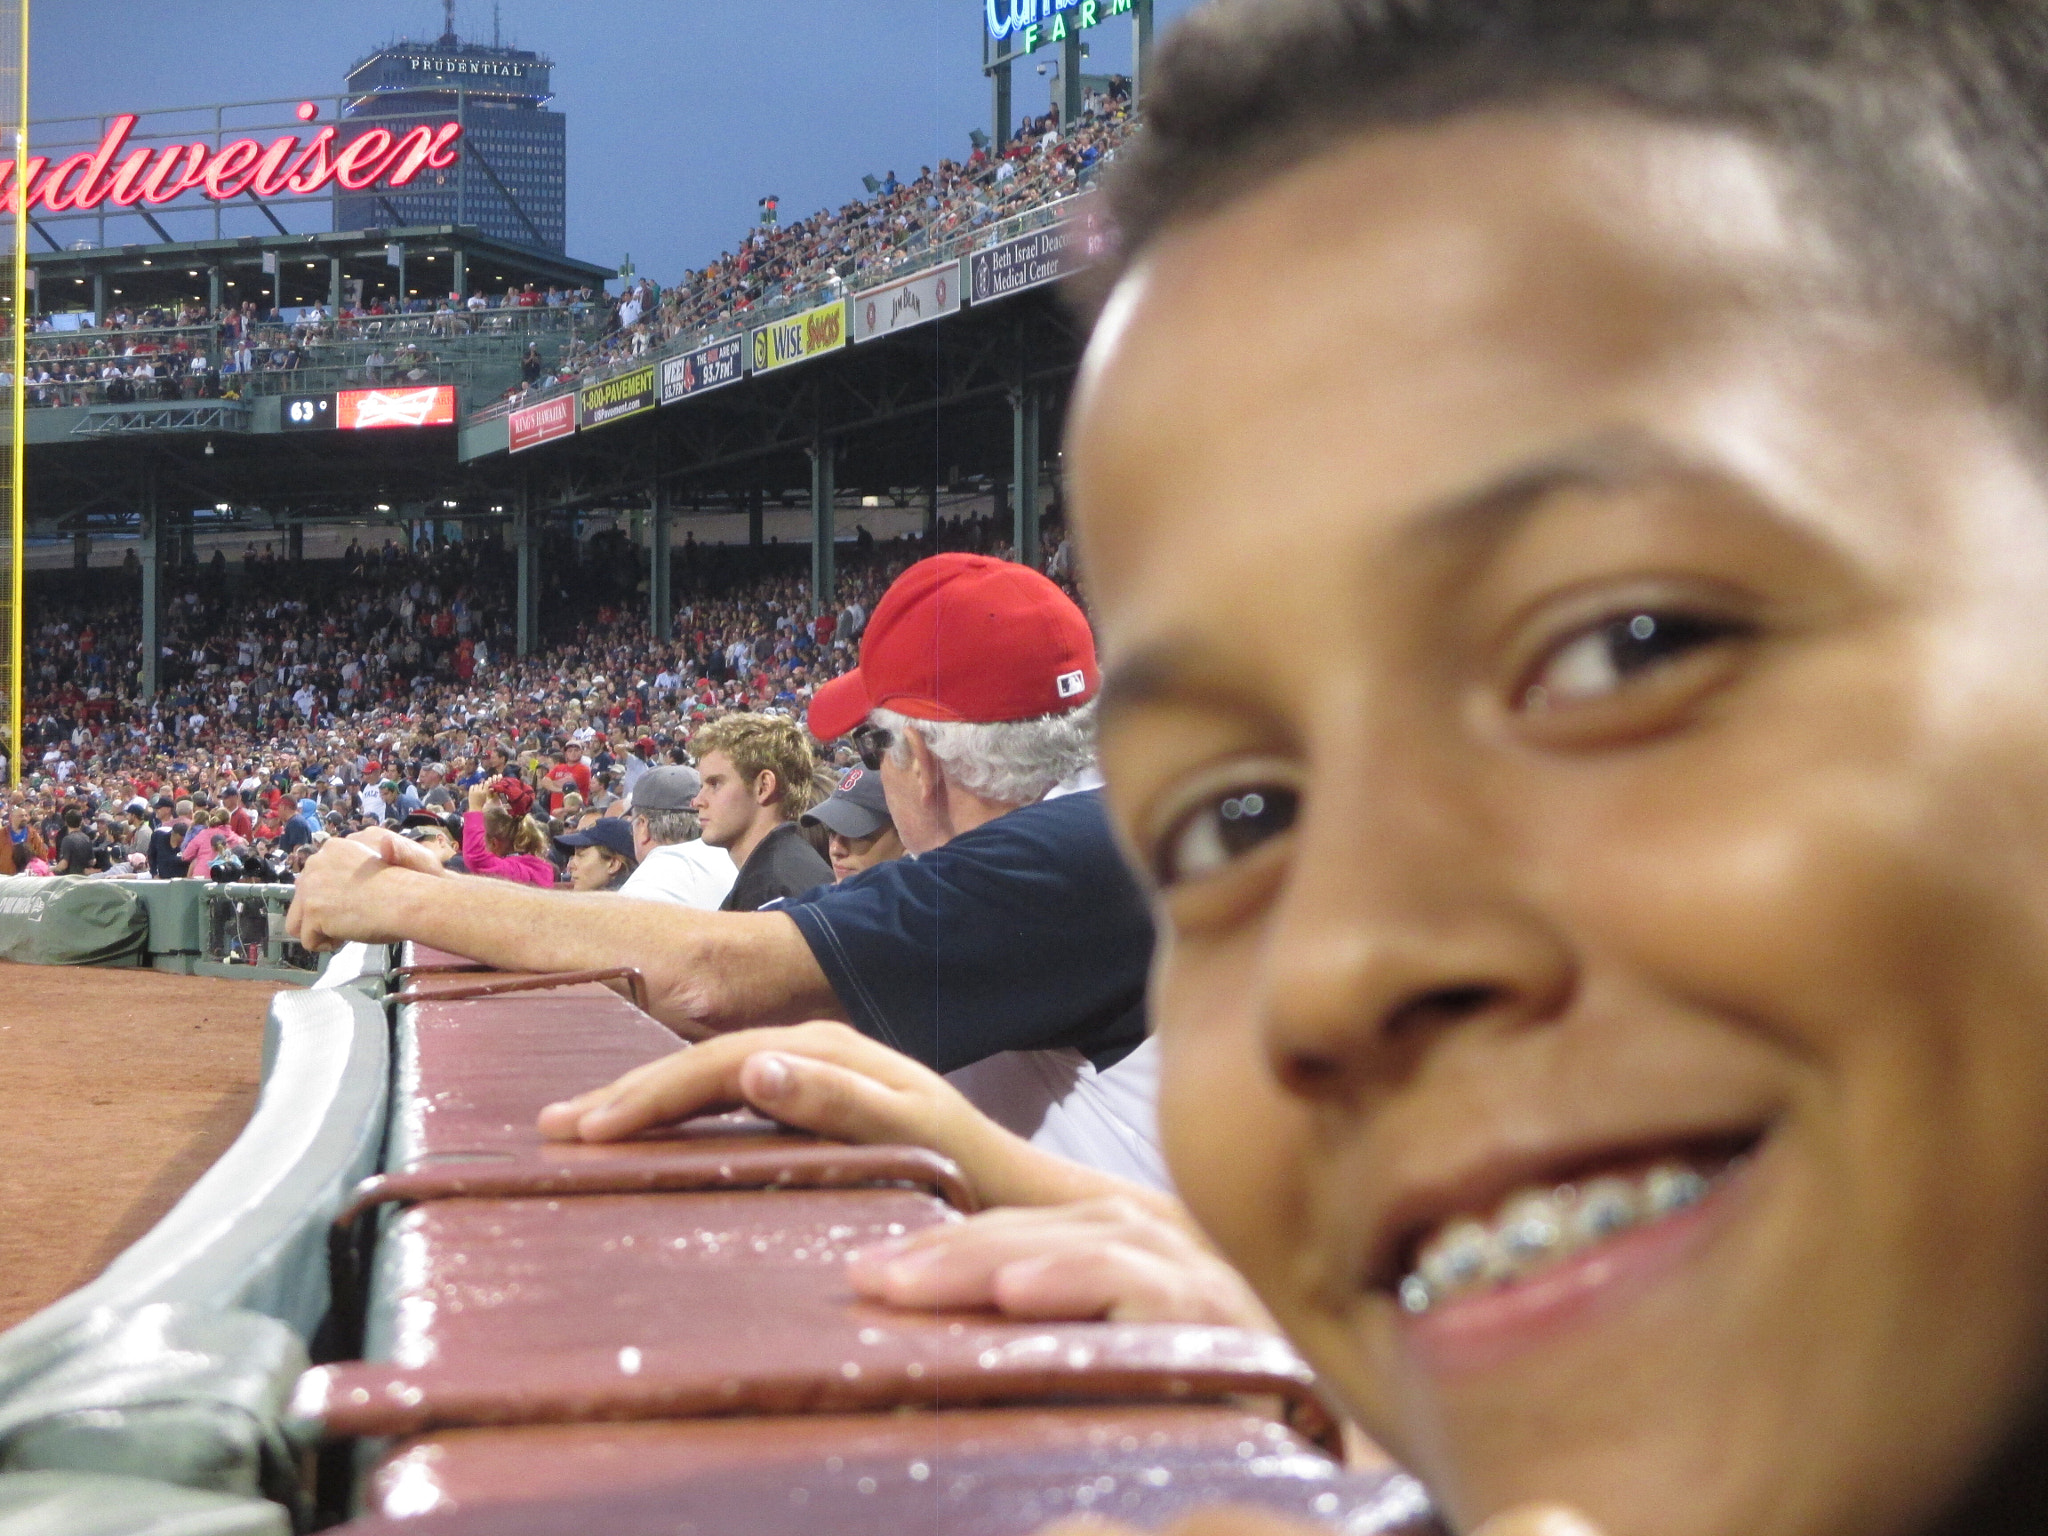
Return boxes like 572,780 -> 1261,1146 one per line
1397,1162 -> 1716,1316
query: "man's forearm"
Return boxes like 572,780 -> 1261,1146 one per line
379,868 -> 845,1032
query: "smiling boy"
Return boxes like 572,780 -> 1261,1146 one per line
1041,3 -> 2048,1535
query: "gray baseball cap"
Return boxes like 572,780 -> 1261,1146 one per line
800,765 -> 892,839
632,764 -> 702,812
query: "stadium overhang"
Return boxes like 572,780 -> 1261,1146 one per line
31,224 -> 611,315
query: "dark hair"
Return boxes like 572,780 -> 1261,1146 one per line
1107,0 -> 2048,405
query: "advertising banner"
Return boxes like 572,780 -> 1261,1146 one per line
749,300 -> 848,376
337,384 -> 457,429
660,337 -> 745,404
508,392 -> 576,453
578,365 -> 657,429
968,207 -> 1108,304
851,262 -> 964,343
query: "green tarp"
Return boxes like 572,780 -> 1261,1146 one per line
0,878 -> 149,968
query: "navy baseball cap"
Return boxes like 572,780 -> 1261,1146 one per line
555,818 -> 637,863
800,765 -> 892,839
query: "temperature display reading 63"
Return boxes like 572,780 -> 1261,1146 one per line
282,394 -> 334,430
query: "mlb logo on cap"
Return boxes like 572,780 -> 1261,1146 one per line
1056,669 -> 1088,699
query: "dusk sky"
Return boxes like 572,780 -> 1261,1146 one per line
31,0 -> 1200,286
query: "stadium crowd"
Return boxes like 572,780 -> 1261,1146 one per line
0,509 -> 1067,891
9,287 -> 607,408
507,93 -> 1135,403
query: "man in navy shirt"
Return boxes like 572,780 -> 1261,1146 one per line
286,555 -> 1163,1184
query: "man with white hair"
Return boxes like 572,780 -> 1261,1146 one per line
285,554 -> 1161,1187
616,765 -> 737,910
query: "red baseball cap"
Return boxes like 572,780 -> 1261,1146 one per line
807,554 -> 1099,742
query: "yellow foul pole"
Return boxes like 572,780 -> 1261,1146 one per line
5,0 -> 22,790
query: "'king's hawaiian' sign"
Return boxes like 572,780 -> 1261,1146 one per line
1,105 -> 462,216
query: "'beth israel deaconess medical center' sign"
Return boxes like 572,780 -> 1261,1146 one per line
0,104 -> 463,215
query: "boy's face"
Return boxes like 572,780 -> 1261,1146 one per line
1073,115 -> 2048,1536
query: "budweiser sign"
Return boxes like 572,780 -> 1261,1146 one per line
2,104 -> 462,215
338,385 -> 457,429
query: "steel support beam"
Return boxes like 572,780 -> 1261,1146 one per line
288,522 -> 304,563
1011,385 -> 1040,565
748,486 -> 763,548
1134,0 -> 1155,103
649,483 -> 672,642
994,58 -> 1014,150
926,477 -> 941,550
810,433 -> 835,616
514,487 -> 538,658
1063,26 -> 1083,125
139,470 -> 161,698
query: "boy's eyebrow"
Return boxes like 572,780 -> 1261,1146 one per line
1098,431 -> 1689,721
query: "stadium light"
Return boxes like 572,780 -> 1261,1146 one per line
374,503 -> 391,512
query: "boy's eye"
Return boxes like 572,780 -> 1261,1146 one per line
1522,610 -> 1748,710
1156,784 -> 1299,888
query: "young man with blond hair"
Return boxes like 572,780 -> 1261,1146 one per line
686,713 -> 831,912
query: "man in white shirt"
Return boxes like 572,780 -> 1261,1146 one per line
615,765 -> 737,910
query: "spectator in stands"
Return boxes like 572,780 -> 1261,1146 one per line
177,808 -> 243,881
686,714 -> 831,910
615,765 -> 737,910
52,807 -> 94,877
145,799 -> 184,880
555,816 -> 638,894
798,765 -> 903,883
399,810 -> 466,873
461,776 -> 554,887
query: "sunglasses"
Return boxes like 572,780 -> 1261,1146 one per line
850,723 -> 894,772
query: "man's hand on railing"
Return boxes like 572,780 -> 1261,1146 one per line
284,826 -> 453,952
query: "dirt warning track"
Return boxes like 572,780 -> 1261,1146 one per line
0,963 -> 284,1332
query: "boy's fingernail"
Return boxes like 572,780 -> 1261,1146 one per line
844,1236 -> 911,1268
748,1053 -> 792,1099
